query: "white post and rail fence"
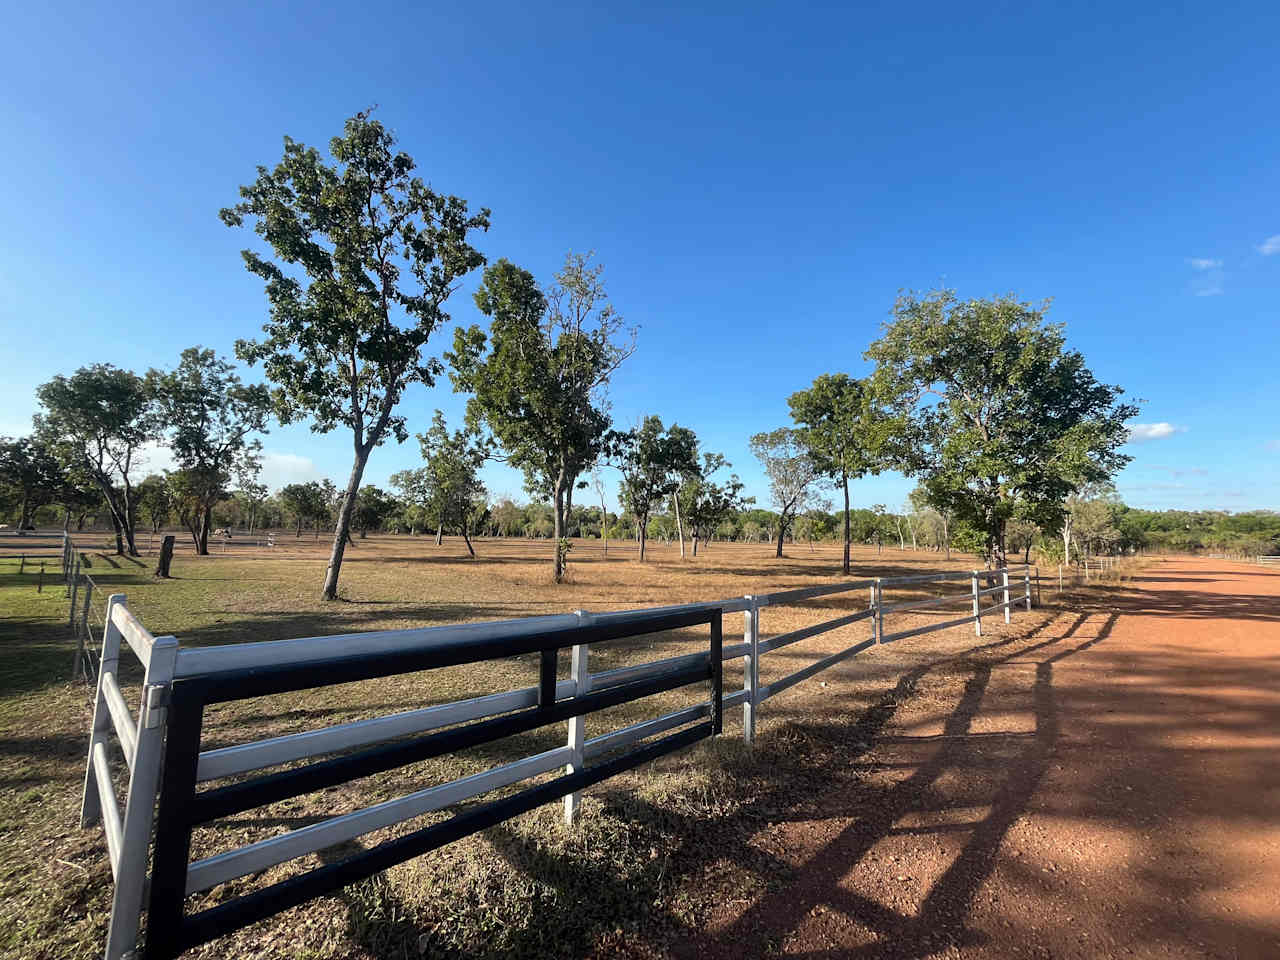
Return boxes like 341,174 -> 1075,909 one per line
71,545 -> 1036,960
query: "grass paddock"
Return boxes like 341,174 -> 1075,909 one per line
0,530 -> 1066,959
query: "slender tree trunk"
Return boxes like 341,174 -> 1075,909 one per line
841,473 -> 851,575
552,474 -> 568,582
673,492 -> 685,559
322,447 -> 370,601
18,497 -> 31,530
943,514 -> 951,560
692,531 -> 699,556
196,505 -> 212,556
462,518 -> 475,558
435,522 -> 443,546
295,519 -> 303,538
638,510 -> 648,561
1062,514 -> 1072,566
993,519 -> 1009,570
775,517 -> 785,558
109,511 -> 124,555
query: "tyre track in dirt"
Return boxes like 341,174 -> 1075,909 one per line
672,558 -> 1280,959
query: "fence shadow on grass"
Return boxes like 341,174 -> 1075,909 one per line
311,617 -> 1071,960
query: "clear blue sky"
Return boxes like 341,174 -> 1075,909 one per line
2,1 -> 1277,513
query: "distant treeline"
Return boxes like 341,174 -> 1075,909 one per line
29,484 -> 1279,562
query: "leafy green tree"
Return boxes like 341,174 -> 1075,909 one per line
613,416 -> 699,561
750,427 -> 821,557
149,348 -> 271,554
279,482 -> 329,539
0,436 -> 64,531
59,472 -> 104,532
867,290 -> 1137,567
449,254 -> 634,581
236,480 -> 269,536
393,411 -> 489,555
352,486 -> 399,538
909,484 -> 953,558
35,364 -> 157,555
788,373 -> 896,574
490,498 -> 523,538
389,469 -> 435,535
677,452 -> 752,556
223,111 -> 490,599
165,469 -> 214,549
1069,484 -> 1123,560
135,474 -> 173,536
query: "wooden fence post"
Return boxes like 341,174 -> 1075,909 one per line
971,571 -> 982,636
1002,569 -> 1011,624
743,596 -> 759,744
564,610 -> 592,826
1024,567 -> 1032,611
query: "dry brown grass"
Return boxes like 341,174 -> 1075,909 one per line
0,532 -> 1064,960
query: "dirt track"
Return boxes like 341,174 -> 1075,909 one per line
675,558 -> 1280,959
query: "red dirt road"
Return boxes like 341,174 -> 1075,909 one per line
678,558 -> 1280,959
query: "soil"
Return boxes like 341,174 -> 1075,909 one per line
669,558 -> 1280,959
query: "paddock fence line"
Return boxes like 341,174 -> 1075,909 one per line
1257,555 -> 1280,567
51,533 -> 113,684
81,562 -> 1035,960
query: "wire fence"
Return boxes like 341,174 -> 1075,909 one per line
54,534 -> 112,688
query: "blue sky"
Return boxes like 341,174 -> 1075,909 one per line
1,1 -> 1277,513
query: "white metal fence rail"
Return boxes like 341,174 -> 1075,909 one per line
82,562 -> 1034,960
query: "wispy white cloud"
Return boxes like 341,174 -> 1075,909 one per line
1187,257 -> 1222,270
1127,422 -> 1187,443
1194,286 -> 1223,296
258,450 -> 324,490
124,445 -> 322,491
1259,235 -> 1280,256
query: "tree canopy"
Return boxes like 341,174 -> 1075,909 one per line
34,364 -> 158,555
788,373 -> 898,574
149,347 -> 271,554
0,436 -> 64,531
867,290 -> 1137,567
449,253 -> 634,581
613,416 -> 699,561
224,111 -> 490,598
749,427 -> 821,557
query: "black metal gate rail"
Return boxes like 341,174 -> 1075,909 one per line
144,607 -> 723,960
